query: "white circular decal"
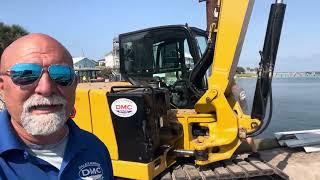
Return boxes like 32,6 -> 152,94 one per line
111,98 -> 137,118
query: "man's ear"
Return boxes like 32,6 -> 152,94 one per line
74,76 -> 79,87
0,76 -> 4,91
0,77 -> 4,106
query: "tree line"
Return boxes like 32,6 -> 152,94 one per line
0,22 -> 29,57
236,66 -> 258,74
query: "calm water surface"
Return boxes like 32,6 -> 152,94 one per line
237,78 -> 320,138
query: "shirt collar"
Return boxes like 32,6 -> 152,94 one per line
0,109 -> 25,154
65,119 -> 88,152
60,118 -> 88,172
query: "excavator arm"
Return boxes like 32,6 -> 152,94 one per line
176,0 -> 257,165
176,0 -> 286,165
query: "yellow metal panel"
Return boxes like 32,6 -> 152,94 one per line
195,139 -> 241,165
77,81 -> 131,91
89,89 -> 119,160
195,0 -> 254,113
176,113 -> 216,150
232,101 -> 261,134
112,156 -> 168,180
212,0 -> 254,81
73,88 -> 93,133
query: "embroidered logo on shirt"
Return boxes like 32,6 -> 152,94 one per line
78,162 -> 104,180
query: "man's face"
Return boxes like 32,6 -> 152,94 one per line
0,34 -> 77,135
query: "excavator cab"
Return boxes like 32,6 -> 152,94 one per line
119,25 -> 208,108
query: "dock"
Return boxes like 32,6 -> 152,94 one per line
260,147 -> 320,180
237,137 -> 320,180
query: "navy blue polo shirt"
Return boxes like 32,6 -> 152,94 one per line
0,110 -> 113,180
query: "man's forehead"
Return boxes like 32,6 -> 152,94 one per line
10,36 -> 67,56
1,34 -> 72,68
14,46 -> 66,58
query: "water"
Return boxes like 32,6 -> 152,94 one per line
237,78 -> 320,138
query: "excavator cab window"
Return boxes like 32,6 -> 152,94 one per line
157,42 -> 181,69
195,35 -> 207,57
119,26 -> 207,108
120,27 -> 194,77
153,39 -> 192,84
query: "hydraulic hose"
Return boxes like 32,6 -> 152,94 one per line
189,26 -> 215,87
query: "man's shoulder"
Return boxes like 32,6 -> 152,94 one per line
79,128 -> 106,148
64,120 -> 113,179
68,120 -> 109,153
0,110 -> 9,119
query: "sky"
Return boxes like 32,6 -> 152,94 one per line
1,0 -> 319,72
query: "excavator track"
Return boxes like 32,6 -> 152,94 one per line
159,157 -> 289,180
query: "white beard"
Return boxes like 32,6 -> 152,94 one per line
20,94 -> 68,136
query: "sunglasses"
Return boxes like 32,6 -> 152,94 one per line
1,63 -> 75,86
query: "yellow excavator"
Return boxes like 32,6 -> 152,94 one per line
73,0 -> 287,179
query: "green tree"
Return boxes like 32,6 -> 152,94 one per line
0,22 -> 29,56
236,66 -> 246,74
98,67 -> 113,79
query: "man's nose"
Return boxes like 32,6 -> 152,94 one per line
34,72 -> 57,96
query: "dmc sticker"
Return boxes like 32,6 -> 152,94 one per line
78,162 -> 103,180
111,98 -> 137,118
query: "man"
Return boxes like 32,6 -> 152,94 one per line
231,80 -> 260,158
0,34 -> 113,179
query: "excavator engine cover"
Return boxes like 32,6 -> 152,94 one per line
107,87 -> 169,163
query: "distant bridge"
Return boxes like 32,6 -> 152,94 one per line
273,72 -> 320,78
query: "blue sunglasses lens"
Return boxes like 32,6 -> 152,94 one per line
10,64 -> 42,85
48,65 -> 75,86
10,63 -> 75,86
